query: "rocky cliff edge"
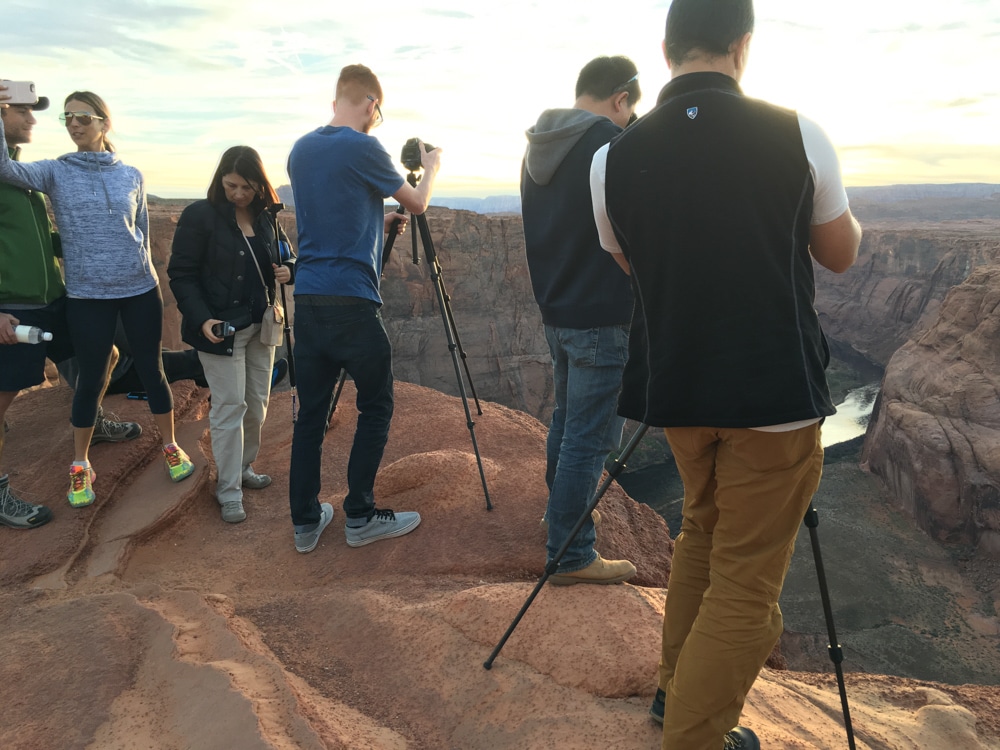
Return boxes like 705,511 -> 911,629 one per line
2,382 -> 998,749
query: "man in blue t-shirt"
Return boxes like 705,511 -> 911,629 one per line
286,64 -> 442,554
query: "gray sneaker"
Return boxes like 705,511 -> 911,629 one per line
241,466 -> 272,489
0,476 -> 53,530
221,500 -> 246,524
345,508 -> 421,548
90,407 -> 142,445
295,503 -> 334,554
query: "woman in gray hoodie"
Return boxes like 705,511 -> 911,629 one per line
0,91 -> 195,508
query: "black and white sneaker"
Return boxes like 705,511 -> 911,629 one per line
0,475 -> 53,530
90,407 -> 142,445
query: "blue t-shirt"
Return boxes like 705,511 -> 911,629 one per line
287,126 -> 405,303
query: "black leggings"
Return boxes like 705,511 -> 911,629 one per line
66,287 -> 173,427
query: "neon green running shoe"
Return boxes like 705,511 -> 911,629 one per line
67,464 -> 96,507
163,444 -> 195,482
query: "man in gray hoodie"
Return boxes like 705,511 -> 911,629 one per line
520,56 -> 640,585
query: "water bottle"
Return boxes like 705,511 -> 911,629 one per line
14,325 -> 53,344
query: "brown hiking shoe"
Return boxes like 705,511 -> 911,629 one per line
548,553 -> 636,586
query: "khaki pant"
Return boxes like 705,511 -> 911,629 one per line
198,324 -> 274,505
659,424 -> 823,750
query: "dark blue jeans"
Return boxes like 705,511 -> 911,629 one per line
288,300 -> 394,527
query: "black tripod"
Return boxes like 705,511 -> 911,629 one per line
483,423 -> 856,748
265,203 -> 297,422
330,170 -> 492,510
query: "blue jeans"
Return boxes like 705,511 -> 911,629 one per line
289,300 -> 393,527
544,324 -> 628,572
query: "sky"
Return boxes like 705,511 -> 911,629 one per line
4,0 -> 999,199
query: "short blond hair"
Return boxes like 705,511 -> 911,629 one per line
335,64 -> 383,106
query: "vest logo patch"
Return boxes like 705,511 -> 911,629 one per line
687,107 -> 699,120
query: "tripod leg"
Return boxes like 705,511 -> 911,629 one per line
484,423 -> 649,669
435,266 -> 483,414
804,507 -> 857,750
414,213 -> 492,509
279,284 -> 297,423
326,369 -> 348,430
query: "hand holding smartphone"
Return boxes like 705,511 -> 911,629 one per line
0,80 -> 40,106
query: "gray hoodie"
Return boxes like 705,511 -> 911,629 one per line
0,115 -> 154,300
524,108 -> 608,186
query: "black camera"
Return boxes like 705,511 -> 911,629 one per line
401,138 -> 435,172
212,321 -> 236,338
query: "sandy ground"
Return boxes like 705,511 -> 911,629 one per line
2,381 -> 999,749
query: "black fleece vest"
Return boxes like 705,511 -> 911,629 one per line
605,72 -> 834,428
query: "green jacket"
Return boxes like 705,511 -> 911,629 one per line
0,146 -> 65,306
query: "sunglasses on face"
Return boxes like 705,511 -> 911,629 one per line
59,111 -> 104,126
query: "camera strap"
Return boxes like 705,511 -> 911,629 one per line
242,233 -> 276,306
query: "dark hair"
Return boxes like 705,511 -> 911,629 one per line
63,90 -> 114,152
336,64 -> 383,106
664,0 -> 755,67
575,56 -> 641,105
206,146 -> 279,212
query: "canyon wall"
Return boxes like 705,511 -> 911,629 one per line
151,205 -> 1000,421
814,220 -> 1000,367
862,264 -> 1000,554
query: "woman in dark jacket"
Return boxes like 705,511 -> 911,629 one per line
168,146 -> 295,524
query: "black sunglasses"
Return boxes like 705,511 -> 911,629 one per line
612,73 -> 639,95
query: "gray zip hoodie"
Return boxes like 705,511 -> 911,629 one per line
0,116 -> 154,300
524,108 -> 607,186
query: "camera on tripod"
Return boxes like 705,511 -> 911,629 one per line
400,138 -> 436,172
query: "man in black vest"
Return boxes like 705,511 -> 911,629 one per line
590,1 -> 862,748
522,56 -> 640,585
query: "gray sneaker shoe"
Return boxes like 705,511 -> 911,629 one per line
221,500 -> 246,524
295,503 -> 334,554
0,476 -> 53,530
90,407 -> 142,445
241,466 -> 272,489
345,508 -> 421,548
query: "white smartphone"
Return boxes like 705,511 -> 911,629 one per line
1,81 -> 39,106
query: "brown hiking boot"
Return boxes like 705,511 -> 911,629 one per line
548,553 -> 636,586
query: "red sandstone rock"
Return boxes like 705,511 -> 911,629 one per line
863,264 -> 1000,555
2,382 -> 999,749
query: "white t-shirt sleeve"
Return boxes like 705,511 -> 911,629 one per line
589,143 -> 623,254
797,113 -> 850,226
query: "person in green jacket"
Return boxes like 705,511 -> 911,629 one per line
0,84 -> 139,530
